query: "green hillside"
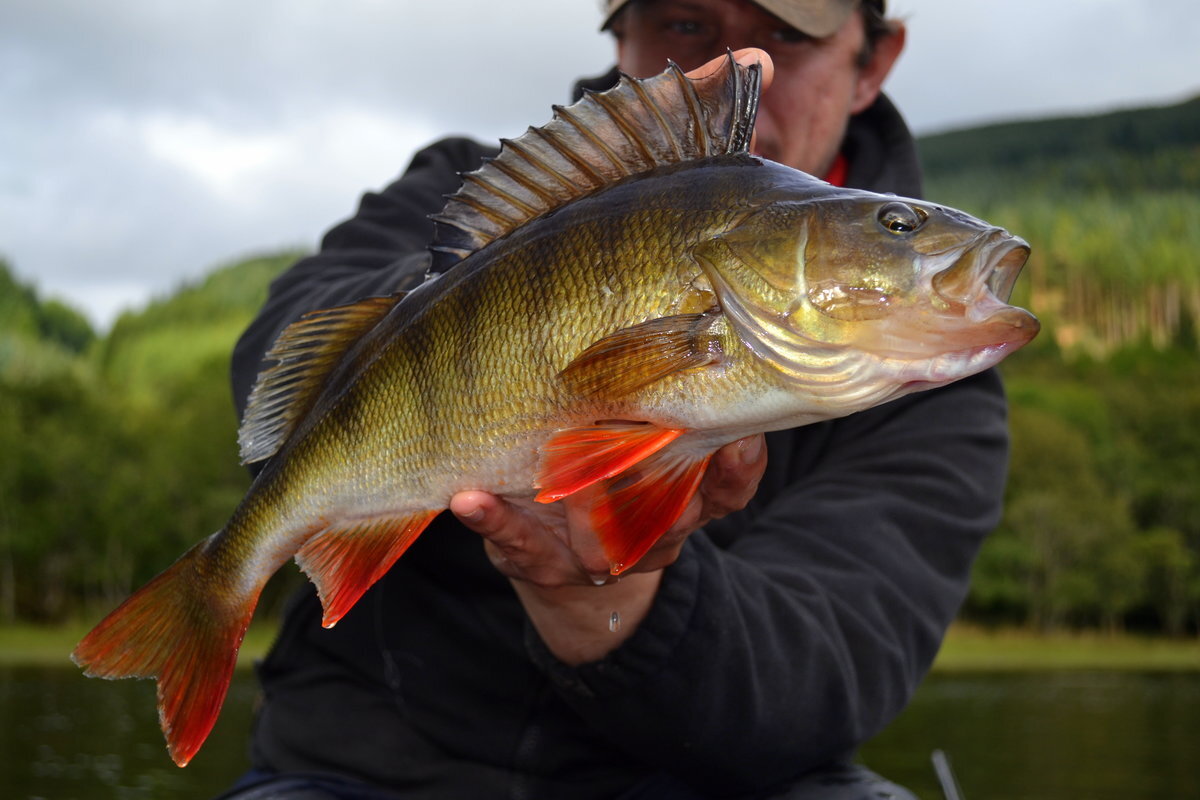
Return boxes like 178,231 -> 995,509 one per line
99,253 -> 298,395
0,262 -> 96,382
918,94 -> 1200,357
0,253 -> 297,623
920,94 -> 1200,190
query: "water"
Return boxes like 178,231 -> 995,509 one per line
2,666 -> 258,800
861,671 -> 1200,799
5,667 -> 1198,799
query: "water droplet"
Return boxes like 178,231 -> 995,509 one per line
609,611 -> 621,633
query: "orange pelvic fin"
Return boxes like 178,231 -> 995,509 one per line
534,421 -> 685,503
295,510 -> 439,628
592,448 -> 713,574
71,536 -> 258,767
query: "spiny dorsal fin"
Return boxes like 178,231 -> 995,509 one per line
428,52 -> 762,273
238,294 -> 402,464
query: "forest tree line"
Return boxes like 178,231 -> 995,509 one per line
920,93 -> 1200,634
2,94 -> 1198,633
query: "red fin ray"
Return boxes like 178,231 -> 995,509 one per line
534,422 -> 685,503
71,536 -> 258,767
533,419 -> 714,574
295,510 -> 438,628
592,449 -> 713,574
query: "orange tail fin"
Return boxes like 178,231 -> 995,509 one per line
71,535 -> 258,767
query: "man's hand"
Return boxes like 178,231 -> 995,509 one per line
451,434 -> 767,587
450,434 -> 767,664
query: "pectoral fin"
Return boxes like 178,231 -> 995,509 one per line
557,310 -> 723,400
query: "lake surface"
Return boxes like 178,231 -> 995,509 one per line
5,666 -> 1198,799
861,671 -> 1200,799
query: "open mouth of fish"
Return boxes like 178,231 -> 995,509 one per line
933,230 -> 1035,326
884,230 -> 1040,387
984,236 -> 1031,304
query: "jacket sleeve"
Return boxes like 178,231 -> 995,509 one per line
525,368 -> 1008,795
230,137 -> 495,417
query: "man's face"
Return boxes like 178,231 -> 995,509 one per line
612,0 -> 903,177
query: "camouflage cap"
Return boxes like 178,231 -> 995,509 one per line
601,0 -> 882,37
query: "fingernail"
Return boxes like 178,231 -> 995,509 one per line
461,507 -> 485,523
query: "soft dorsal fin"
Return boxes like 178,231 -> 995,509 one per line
238,295 -> 402,464
428,52 -> 762,273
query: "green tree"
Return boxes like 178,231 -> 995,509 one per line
986,396 -> 1140,630
1133,527 -> 1196,636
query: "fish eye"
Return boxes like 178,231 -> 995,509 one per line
877,203 -> 928,235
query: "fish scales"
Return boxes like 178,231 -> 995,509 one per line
212,165 -> 748,594
72,54 -> 1039,767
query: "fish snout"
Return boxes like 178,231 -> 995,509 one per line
932,230 -> 1030,307
930,230 -> 1039,347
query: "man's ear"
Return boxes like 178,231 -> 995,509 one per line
851,22 -> 906,114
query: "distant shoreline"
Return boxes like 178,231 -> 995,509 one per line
0,622 -> 279,669
933,623 -> 1200,672
4,621 -> 1196,671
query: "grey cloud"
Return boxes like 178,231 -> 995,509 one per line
2,0 -> 1197,328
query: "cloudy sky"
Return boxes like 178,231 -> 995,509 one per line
3,0 -> 1197,329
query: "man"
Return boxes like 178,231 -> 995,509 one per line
222,2 -> 1007,798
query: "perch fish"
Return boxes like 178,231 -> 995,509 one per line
72,54 -> 1039,766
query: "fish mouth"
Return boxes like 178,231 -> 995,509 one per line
934,229 -> 1030,307
986,235 -> 1031,304
862,228 -> 1039,392
926,230 -> 1040,356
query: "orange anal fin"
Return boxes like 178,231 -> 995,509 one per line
295,510 -> 439,628
71,536 -> 258,767
534,422 -> 685,503
593,449 -> 713,575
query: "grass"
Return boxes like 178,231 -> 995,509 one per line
933,623 -> 1200,672
3,620 -> 1198,671
0,622 -> 279,668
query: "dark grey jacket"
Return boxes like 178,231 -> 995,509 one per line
229,77 -> 1005,799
